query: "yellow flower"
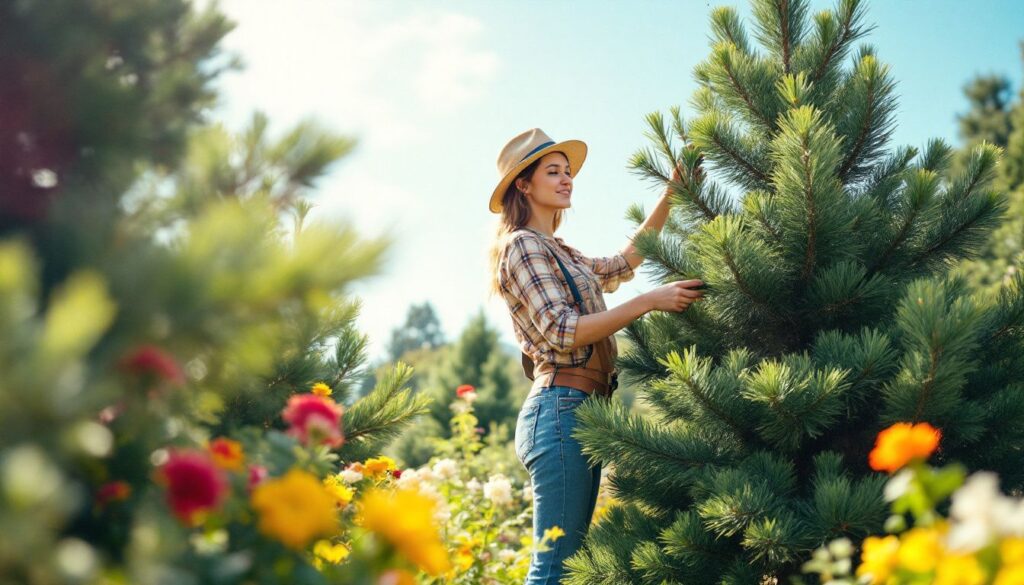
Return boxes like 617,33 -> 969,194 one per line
543,526 -> 566,543
857,535 -> 901,584
935,554 -> 986,585
311,382 -> 332,397
250,469 -> 339,549
313,539 -> 350,564
363,456 -> 397,478
995,563 -> 1024,585
455,547 -> 475,572
452,533 -> 481,572
1002,538 -> 1024,566
323,474 -> 355,508
357,487 -> 451,575
899,527 -> 944,574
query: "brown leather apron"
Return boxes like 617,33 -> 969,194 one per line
522,335 -> 617,399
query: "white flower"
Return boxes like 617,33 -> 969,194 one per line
951,472 -> 1000,521
466,477 -> 482,492
522,482 -> 533,501
339,468 -> 364,484
993,497 -> 1024,537
947,471 -> 1005,552
416,465 -> 437,483
827,537 -> 853,559
433,458 -> 458,480
462,391 -> 477,403
395,468 -> 421,490
434,500 -> 452,524
884,469 -> 914,502
497,548 -> 517,564
483,474 -> 513,506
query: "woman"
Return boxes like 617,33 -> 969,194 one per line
487,127 -> 705,584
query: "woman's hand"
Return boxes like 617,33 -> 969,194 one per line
644,279 -> 705,312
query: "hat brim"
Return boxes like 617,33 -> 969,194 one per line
489,139 -> 587,214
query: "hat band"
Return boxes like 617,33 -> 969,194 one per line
519,141 -> 555,163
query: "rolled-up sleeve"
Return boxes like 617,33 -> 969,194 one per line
559,241 -> 636,293
504,235 -> 580,352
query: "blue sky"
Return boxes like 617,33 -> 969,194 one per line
210,0 -> 1024,363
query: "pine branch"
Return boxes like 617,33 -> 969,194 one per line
837,53 -> 898,183
751,0 -> 809,75
691,111 -> 774,189
573,399 -> 737,484
710,7 -> 752,55
808,0 -> 872,86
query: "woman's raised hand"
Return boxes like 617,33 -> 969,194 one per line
644,279 -> 705,313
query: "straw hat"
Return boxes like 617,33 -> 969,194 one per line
489,128 -> 587,213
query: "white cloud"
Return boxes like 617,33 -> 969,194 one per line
214,0 -> 498,148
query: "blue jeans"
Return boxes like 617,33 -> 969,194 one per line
514,385 -> 602,585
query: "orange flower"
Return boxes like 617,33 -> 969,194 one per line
868,422 -> 941,473
207,437 -> 245,471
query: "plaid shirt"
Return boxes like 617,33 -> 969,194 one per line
498,226 -> 636,371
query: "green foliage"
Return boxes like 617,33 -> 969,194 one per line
0,1 -> 435,582
954,42 -> 1024,292
388,310 -> 528,468
569,1 -> 1024,583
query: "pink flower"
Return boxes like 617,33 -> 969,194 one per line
282,394 -> 345,448
157,450 -> 228,525
118,345 -> 185,386
248,465 -> 269,491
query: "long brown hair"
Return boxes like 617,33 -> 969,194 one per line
487,156 -> 565,298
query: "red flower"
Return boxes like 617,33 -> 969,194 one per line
95,481 -> 132,507
118,345 -> 185,386
157,450 -> 228,525
456,384 -> 475,398
391,469 -> 403,480
248,465 -> 269,491
282,394 -> 345,448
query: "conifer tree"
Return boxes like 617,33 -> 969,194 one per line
567,2 -> 1024,583
955,43 -> 1024,292
389,310 -> 526,467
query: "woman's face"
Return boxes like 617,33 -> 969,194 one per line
517,151 -> 573,210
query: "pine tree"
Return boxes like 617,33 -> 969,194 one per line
954,42 -> 1024,292
388,310 -> 527,467
386,301 -> 446,362
567,1 -> 1024,583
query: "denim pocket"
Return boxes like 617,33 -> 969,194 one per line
514,398 -> 542,463
557,394 -> 588,412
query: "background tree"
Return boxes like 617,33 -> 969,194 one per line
386,301 -> 445,362
954,42 -> 1024,292
565,1 -> 1024,583
388,310 -> 528,467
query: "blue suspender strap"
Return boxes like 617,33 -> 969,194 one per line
538,240 -> 595,369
